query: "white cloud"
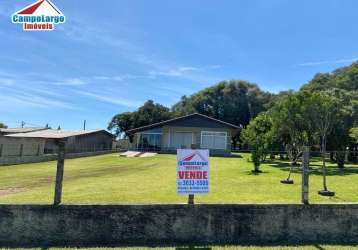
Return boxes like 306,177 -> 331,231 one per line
149,66 -> 201,77
57,18 -> 222,82
54,78 -> 87,86
93,74 -> 144,82
178,66 -> 200,71
295,58 -> 358,67
78,91 -> 142,108
0,91 -> 76,110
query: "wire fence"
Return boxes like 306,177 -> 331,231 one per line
0,146 -> 357,205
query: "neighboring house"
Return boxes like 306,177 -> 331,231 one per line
0,128 -> 48,159
0,136 -> 46,158
0,127 -> 47,136
5,129 -> 115,154
126,113 -> 241,155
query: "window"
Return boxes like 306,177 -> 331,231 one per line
138,133 -> 162,150
172,132 -> 193,149
201,131 -> 227,150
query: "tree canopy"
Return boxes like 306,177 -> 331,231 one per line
240,61 -> 358,169
108,100 -> 171,137
172,80 -> 273,127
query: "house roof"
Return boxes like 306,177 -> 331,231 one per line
5,129 -> 114,139
126,113 -> 241,134
0,127 -> 47,134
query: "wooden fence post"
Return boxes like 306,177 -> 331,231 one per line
301,146 -> 310,205
188,144 -> 197,205
54,139 -> 66,205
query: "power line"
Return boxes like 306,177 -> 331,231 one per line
0,120 -> 47,128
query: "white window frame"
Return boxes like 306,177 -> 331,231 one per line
200,131 -> 227,150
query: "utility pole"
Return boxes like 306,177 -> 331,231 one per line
83,120 -> 86,130
21,121 -> 25,128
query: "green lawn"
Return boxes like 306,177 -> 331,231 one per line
1,245 -> 358,249
0,153 -> 357,204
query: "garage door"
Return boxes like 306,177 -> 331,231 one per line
172,132 -> 193,149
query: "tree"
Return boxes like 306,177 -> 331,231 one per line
132,100 -> 172,128
0,122 -> 7,128
326,89 -> 357,168
108,100 -> 172,139
172,80 -> 273,148
108,112 -> 134,137
306,91 -> 341,196
241,112 -> 273,173
173,80 -> 272,126
301,62 -> 358,167
270,92 -> 310,166
301,61 -> 358,92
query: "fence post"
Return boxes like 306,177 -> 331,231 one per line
301,146 -> 310,205
54,139 -> 66,206
188,144 -> 197,205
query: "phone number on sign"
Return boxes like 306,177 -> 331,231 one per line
178,180 -> 209,186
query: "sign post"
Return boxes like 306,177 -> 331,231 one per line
177,149 -> 210,204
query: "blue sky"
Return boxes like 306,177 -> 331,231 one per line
0,0 -> 357,130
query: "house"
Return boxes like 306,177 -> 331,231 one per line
0,136 -> 46,158
0,128 -> 48,159
126,113 -> 241,155
5,129 -> 115,154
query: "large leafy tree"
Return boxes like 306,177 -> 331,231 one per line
173,80 -> 272,125
302,62 -> 358,167
326,89 -> 357,168
107,112 -> 133,137
0,122 -> 7,128
132,100 -> 172,128
270,92 -> 311,165
301,62 -> 358,92
172,80 -> 273,148
108,100 -> 172,139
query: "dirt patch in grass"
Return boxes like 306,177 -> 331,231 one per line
38,176 -> 54,184
0,187 -> 27,196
